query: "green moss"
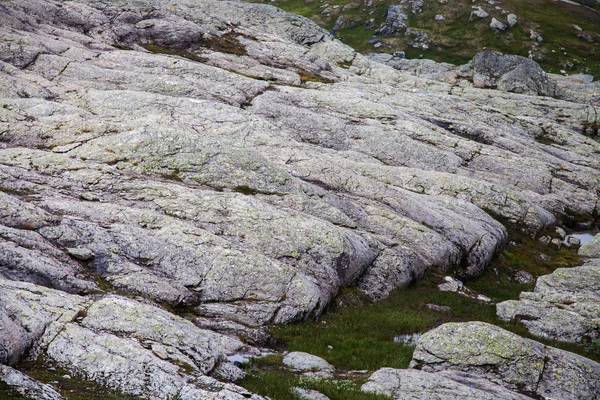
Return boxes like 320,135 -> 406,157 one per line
247,353 -> 285,368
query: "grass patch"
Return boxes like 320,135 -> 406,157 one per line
240,371 -> 392,400
467,227 -> 581,301
271,281 -> 498,371
0,380 -> 28,400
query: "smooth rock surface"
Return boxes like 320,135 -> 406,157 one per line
1,0 -> 600,397
579,234 -> 600,258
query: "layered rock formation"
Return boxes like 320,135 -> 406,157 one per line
1,0 -> 599,398
364,321 -> 600,399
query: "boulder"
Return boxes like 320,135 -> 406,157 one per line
471,6 -> 489,19
379,6 -> 408,35
411,322 -> 600,400
292,387 -> 331,400
579,234 -> 600,258
362,368 -> 531,399
490,18 -> 508,31
497,261 -> 600,342
283,352 -> 335,378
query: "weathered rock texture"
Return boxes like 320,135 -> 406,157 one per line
497,260 -> 600,343
362,368 -> 532,400
1,0 -> 600,397
411,322 -> 600,400
0,279 -> 262,399
0,365 -> 65,400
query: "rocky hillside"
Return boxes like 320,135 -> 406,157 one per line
0,0 -> 599,399
248,0 -> 600,77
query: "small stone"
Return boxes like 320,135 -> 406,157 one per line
490,18 -> 507,31
539,254 -> 551,262
530,30 -> 543,42
62,374 -> 71,379
438,277 -> 463,292
283,352 -> 335,378
538,236 -> 551,246
348,369 -> 369,375
291,387 -> 331,400
550,238 -> 562,249
80,192 -> 100,201
507,14 -> 517,27
563,235 -> 581,248
512,270 -> 534,284
476,294 -> 492,303
426,303 -> 451,312
555,227 -> 566,239
579,234 -> 600,258
434,14 -> 446,21
66,248 -> 94,261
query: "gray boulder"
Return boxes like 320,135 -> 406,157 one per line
490,18 -> 508,31
283,352 -> 335,378
497,261 -> 600,342
292,387 -> 331,400
472,50 -> 553,96
411,322 -> 600,400
362,368 -> 532,399
471,7 -> 489,19
379,6 -> 408,35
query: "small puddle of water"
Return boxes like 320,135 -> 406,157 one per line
571,232 -> 597,245
393,333 -> 421,346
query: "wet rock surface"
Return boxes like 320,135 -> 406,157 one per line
0,0 -> 599,398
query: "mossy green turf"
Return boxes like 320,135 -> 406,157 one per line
247,0 -> 600,77
240,372 -> 392,400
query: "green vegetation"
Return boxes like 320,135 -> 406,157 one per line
468,226 -> 581,301
247,0 -> 600,77
241,372 -> 392,400
0,380 -> 28,400
239,224 -> 598,399
15,357 -> 137,400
